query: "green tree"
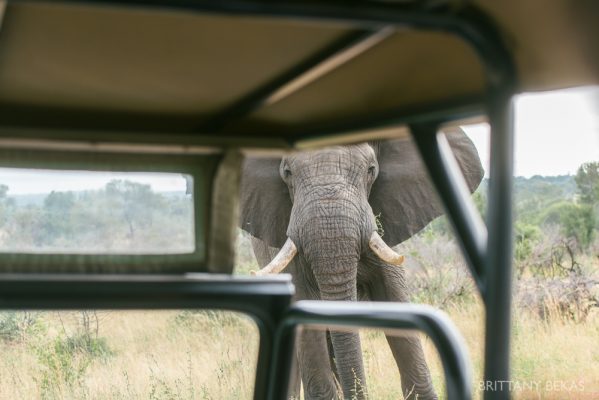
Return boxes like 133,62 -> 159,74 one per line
105,180 -> 166,239
41,191 -> 76,244
0,184 -> 15,227
575,161 -> 599,205
541,201 -> 595,248
514,221 -> 541,261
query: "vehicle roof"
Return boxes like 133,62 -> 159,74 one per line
0,1 -> 596,149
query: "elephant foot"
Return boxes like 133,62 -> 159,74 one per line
303,376 -> 339,400
402,382 -> 438,400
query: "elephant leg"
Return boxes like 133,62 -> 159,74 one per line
297,328 -> 340,400
294,282 -> 339,400
288,344 -> 302,399
326,330 -> 341,386
365,259 -> 438,400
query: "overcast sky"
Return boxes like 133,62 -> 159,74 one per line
0,170 -> 187,196
1,86 -> 598,195
462,85 -> 599,178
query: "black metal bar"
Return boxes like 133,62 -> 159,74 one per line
0,98 -> 483,148
410,122 -> 487,294
0,274 -> 295,400
483,91 -> 515,400
270,301 -> 472,400
203,28 -> 394,131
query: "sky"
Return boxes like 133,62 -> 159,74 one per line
1,86 -> 598,195
462,85 -> 599,178
0,170 -> 187,195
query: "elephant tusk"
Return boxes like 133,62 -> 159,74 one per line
250,238 -> 297,276
369,231 -> 405,266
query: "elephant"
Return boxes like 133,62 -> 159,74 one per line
240,128 -> 484,399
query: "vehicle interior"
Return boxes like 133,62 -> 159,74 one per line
0,1 -> 597,399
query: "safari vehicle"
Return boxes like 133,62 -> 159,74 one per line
0,1 -> 596,399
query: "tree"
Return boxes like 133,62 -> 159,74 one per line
541,201 -> 595,249
104,180 -> 165,239
0,184 -> 15,228
41,191 -> 76,243
514,221 -> 541,261
575,161 -> 599,205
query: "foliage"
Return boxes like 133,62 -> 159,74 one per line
419,169 -> 599,324
514,175 -> 576,225
34,311 -> 113,399
517,274 -> 599,324
0,311 -> 44,343
513,221 -> 541,261
575,161 -> 599,205
0,184 -> 15,227
0,179 -> 193,253
540,201 -> 595,248
397,233 -> 476,308
35,334 -> 111,399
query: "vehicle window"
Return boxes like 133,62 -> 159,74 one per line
0,310 -> 259,399
0,169 -> 194,254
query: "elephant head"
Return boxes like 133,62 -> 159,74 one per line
240,128 -> 483,399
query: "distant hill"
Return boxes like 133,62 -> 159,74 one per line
514,175 -> 577,201
512,175 -> 577,223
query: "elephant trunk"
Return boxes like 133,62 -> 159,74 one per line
315,254 -> 368,400
293,204 -> 370,399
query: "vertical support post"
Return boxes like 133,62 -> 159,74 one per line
268,321 -> 297,400
208,149 -> 244,273
483,92 -> 514,400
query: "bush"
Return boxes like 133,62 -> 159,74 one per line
517,274 -> 599,323
0,311 -> 44,343
540,201 -> 595,249
35,333 -> 112,399
397,233 -> 477,308
514,222 -> 541,262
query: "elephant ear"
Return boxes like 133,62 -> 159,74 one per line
369,127 -> 484,247
239,157 -> 291,249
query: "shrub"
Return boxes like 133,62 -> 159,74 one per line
397,233 -> 477,308
0,311 -> 44,343
517,274 -> 599,323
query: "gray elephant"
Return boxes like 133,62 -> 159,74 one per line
240,129 -> 483,399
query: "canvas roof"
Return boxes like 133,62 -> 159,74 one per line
0,0 -> 596,148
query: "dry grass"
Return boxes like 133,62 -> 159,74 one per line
0,233 -> 596,399
439,299 -> 599,400
1,302 -> 596,399
0,311 -> 259,399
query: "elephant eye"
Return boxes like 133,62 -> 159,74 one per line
368,165 -> 376,175
284,167 -> 292,178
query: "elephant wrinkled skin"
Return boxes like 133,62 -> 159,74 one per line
240,130 -> 483,399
